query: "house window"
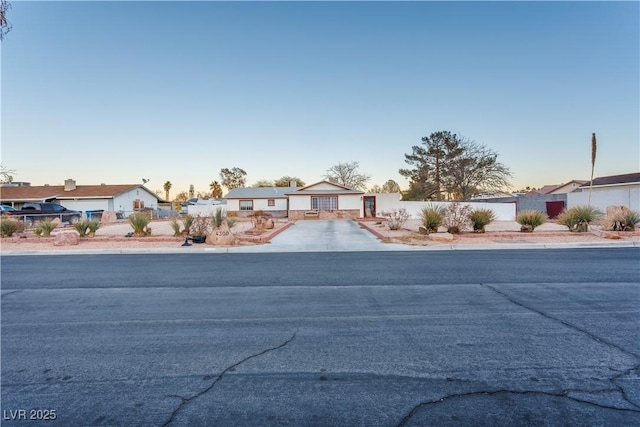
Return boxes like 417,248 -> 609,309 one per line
268,199 -> 275,207
239,200 -> 253,211
133,200 -> 145,210
311,196 -> 338,210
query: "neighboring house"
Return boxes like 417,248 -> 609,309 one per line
224,186 -> 298,218
286,181 -> 365,219
568,172 -> 640,211
0,179 -> 162,217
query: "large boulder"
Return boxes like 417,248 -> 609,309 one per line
101,211 -> 117,224
53,230 -> 80,246
205,222 -> 238,246
263,218 -> 275,230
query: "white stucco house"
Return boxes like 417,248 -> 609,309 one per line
568,172 -> 640,211
224,186 -> 298,218
286,181 -> 365,219
224,181 -> 378,219
0,179 -> 162,217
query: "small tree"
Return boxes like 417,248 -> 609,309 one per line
253,179 -> 274,188
209,181 -> 223,199
220,167 -> 247,190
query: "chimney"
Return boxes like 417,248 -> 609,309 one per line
289,180 -> 296,187
64,179 -> 76,191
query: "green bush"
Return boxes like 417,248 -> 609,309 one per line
420,204 -> 446,233
128,213 -> 151,236
73,220 -> 90,237
380,208 -> 410,231
86,219 -> 101,235
226,218 -> 236,228
601,208 -> 640,232
34,218 -> 57,236
169,216 -> 182,236
1,218 -> 25,237
469,209 -> 496,233
556,205 -> 602,232
212,208 -> 225,229
516,210 -> 548,232
181,214 -> 194,236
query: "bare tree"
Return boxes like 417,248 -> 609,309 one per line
220,167 -> 247,190
324,161 -> 371,190
0,0 -> 12,42
0,164 -> 15,183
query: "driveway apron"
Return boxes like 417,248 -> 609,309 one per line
268,220 -> 386,252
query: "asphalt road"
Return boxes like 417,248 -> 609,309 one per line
1,248 -> 639,426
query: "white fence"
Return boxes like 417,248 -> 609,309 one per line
186,205 -> 228,217
374,200 -> 516,221
567,188 -> 640,212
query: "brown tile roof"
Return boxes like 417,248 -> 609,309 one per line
0,184 -> 149,202
579,172 -> 640,188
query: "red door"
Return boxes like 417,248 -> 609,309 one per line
546,201 -> 565,219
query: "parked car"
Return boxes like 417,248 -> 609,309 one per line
4,202 -> 82,226
0,205 -> 17,214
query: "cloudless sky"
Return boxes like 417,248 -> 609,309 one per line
2,1 -> 638,196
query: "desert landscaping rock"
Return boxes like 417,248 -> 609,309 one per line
100,211 -> 117,224
428,232 -> 454,242
53,230 -> 80,246
206,223 -> 239,246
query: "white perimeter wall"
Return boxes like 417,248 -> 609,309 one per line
373,197 -> 516,221
567,188 -> 640,212
187,205 -> 228,217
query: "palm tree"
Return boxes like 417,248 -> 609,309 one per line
163,181 -> 172,201
209,181 -> 223,199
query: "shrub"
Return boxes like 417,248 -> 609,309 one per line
469,208 -> 496,233
380,208 -> 410,231
420,204 -> 446,234
190,215 -> 211,236
181,215 -> 194,236
34,218 -> 57,236
1,218 -> 25,237
169,216 -> 182,236
556,205 -> 602,232
73,220 -> 90,237
212,208 -> 225,228
128,213 -> 152,236
516,210 -> 548,232
601,207 -> 640,232
443,202 -> 472,234
86,219 -> 101,235
226,218 -> 236,228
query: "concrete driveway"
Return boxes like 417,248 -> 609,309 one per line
267,219 -> 386,252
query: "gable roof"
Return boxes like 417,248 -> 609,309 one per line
579,172 -> 640,188
286,180 -> 364,195
0,184 -> 160,202
223,186 -> 299,199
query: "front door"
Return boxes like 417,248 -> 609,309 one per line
363,196 -> 376,218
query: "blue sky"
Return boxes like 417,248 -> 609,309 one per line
2,1 -> 638,196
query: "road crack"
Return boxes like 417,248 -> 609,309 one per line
481,284 -> 639,359
162,330 -> 297,426
397,388 -> 640,427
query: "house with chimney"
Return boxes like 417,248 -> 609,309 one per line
0,179 -> 162,217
